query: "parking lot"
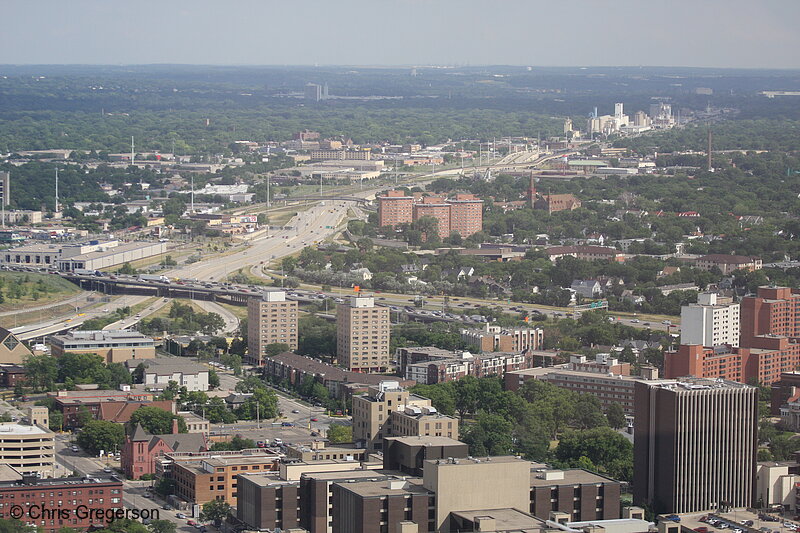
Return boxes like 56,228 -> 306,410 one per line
678,510 -> 800,533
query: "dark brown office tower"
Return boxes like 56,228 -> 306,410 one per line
633,378 -> 758,515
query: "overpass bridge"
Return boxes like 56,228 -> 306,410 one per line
61,273 -> 255,306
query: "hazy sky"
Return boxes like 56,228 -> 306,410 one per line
2,0 -> 799,68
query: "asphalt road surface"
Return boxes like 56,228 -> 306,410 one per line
53,435 -> 201,532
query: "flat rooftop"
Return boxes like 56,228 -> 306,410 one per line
655,376 -> 755,390
202,455 -> 279,467
0,476 -> 119,489
52,329 -> 153,343
0,423 -> 52,436
52,390 -> 151,404
68,241 -> 163,261
385,435 -> 464,447
567,518 -> 653,533
176,411 -> 207,423
425,455 -> 527,468
529,468 -> 618,487
336,477 -> 429,498
451,508 -> 543,532
300,469 -> 393,483
237,472 -> 296,488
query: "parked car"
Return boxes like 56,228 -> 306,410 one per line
176,513 -> 187,519
187,520 -> 196,527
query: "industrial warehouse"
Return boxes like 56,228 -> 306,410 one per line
0,239 -> 168,271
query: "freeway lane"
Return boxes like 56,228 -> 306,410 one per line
11,200 -> 357,340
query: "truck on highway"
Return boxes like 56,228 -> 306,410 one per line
138,274 -> 170,284
73,269 -> 103,276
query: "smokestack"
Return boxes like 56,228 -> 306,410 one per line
707,127 -> 713,171
172,418 -> 179,435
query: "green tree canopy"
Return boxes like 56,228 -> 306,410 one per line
327,423 -> 353,444
127,407 -> 187,435
77,420 -> 125,456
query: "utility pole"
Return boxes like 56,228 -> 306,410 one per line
707,126 -> 713,171
54,168 -> 59,214
1,171 -> 5,229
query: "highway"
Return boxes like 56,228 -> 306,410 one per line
8,151 -> 608,341
9,199 -> 357,340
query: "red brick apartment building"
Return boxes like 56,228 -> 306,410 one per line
376,190 -> 483,238
0,475 -> 123,533
412,196 -> 451,240
376,190 -> 414,228
665,335 -> 800,385
740,286 -> 800,347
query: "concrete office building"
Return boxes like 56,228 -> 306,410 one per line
49,330 -> 155,363
634,377 -> 758,514
336,296 -> 390,372
755,462 -> 800,513
424,455 -> 533,532
0,410 -> 55,478
246,291 -> 298,365
681,292 -> 740,347
235,435 -> 623,533
352,381 -> 458,450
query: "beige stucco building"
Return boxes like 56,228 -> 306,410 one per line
247,291 -> 298,365
336,296 -> 390,372
49,330 -> 155,363
352,381 -> 458,450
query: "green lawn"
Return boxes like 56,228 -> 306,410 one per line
0,272 -> 81,313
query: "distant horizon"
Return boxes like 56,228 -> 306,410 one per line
1,63 -> 799,72
2,0 -> 799,69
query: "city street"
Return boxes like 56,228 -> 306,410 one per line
53,435 -> 199,533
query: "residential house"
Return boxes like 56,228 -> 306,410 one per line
349,267 -> 373,281
571,280 -> 602,299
